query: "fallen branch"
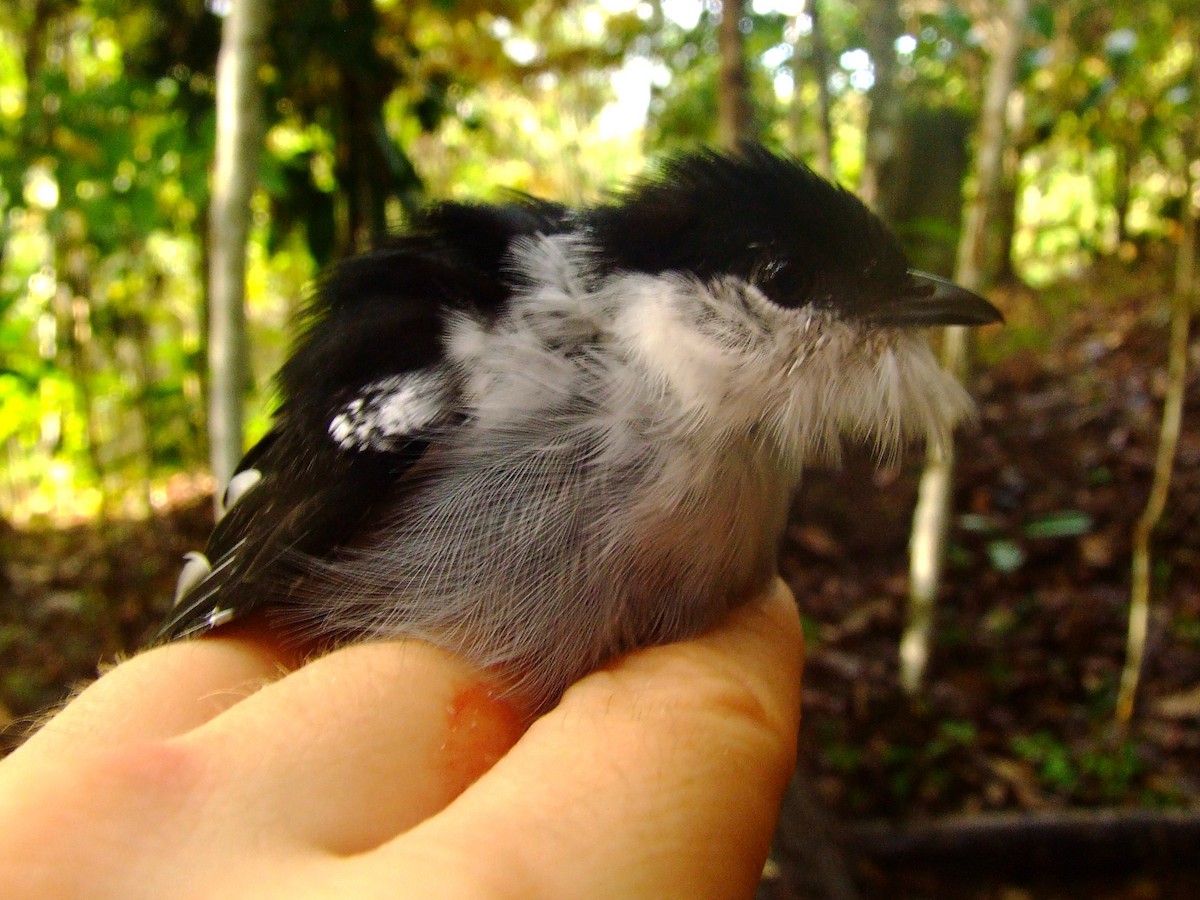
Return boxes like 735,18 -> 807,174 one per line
847,809 -> 1200,877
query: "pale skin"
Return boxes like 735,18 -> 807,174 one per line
0,579 -> 803,899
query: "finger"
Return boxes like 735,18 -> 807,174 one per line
11,626 -> 292,760
179,639 -> 526,855
387,579 -> 804,899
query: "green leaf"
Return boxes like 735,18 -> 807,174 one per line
1027,3 -> 1055,40
958,512 -> 1002,534
1023,511 -> 1094,539
939,8 -> 972,39
986,539 -> 1026,573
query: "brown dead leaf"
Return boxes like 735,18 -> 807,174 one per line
789,524 -> 843,559
1079,531 -> 1117,568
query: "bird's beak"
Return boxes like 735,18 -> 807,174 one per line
866,270 -> 1004,327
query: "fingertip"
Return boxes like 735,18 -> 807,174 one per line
588,576 -> 805,752
13,635 -> 292,759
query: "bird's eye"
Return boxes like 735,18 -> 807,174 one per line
759,258 -> 789,281
755,257 -> 811,309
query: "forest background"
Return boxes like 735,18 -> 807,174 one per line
1,0 -> 1199,897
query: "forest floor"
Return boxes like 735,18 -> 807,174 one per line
2,252 -> 1199,897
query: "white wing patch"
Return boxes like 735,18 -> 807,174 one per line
173,551 -> 211,607
329,369 -> 452,452
219,468 -> 263,520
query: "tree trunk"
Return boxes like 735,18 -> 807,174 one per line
882,107 -> 971,275
902,0 -> 1026,696
337,0 -> 390,254
859,0 -> 903,214
207,0 -> 270,502
993,167 -> 1021,285
801,0 -> 835,178
53,266 -> 107,516
718,0 -> 754,149
993,92 -> 1028,285
18,0 -> 53,154
121,302 -> 158,513
1113,141 -> 1133,248
331,0 -> 421,256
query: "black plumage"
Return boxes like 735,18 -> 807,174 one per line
158,147 -> 999,709
161,200 -> 571,640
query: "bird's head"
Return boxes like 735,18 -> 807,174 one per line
576,146 -> 1002,469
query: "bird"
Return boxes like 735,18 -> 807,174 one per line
159,145 -> 1002,712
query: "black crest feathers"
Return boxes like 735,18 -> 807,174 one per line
585,145 -> 909,316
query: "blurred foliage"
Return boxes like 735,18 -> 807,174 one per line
0,0 -> 1197,522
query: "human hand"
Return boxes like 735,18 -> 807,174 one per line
0,579 -> 802,899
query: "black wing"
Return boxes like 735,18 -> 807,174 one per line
157,199 -> 573,642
